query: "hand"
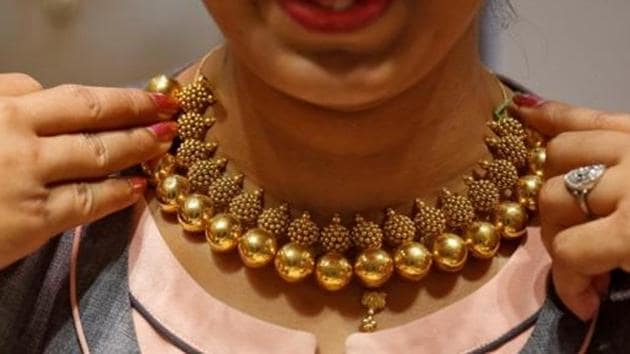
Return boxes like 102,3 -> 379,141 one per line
0,73 -> 179,269
511,94 -> 630,321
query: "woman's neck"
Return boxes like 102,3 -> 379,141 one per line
192,22 -> 504,223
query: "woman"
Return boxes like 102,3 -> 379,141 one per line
2,1 -> 630,352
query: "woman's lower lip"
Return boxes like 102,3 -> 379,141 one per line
277,0 -> 394,33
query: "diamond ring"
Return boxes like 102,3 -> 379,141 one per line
563,164 -> 607,219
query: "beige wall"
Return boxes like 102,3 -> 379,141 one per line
494,0 -> 630,111
2,1 -> 629,112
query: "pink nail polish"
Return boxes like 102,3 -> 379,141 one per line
513,93 -> 544,108
129,177 -> 147,193
149,122 -> 178,142
149,93 -> 179,113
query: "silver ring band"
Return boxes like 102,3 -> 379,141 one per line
564,164 -> 607,220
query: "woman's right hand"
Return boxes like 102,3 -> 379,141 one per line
0,73 -> 179,269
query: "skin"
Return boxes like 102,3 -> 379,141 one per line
1,0 -> 629,351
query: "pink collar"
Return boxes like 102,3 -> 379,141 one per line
127,206 -> 550,353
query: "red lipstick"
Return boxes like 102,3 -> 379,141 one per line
278,0 -> 394,33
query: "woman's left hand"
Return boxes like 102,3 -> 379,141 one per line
511,95 -> 630,321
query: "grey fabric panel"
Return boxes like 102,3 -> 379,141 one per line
41,208 -> 140,354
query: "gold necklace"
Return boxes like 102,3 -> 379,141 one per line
142,70 -> 547,332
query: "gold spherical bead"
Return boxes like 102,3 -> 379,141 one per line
206,213 -> 242,253
320,214 -> 353,254
463,222 -> 500,259
156,175 -> 189,213
354,249 -> 394,288
287,212 -> 320,247
432,233 -> 468,272
274,242 -> 315,283
146,75 -> 180,96
238,228 -> 278,268
439,188 -> 475,230
383,209 -> 416,247
228,189 -> 264,227
414,199 -> 447,246
516,174 -> 543,212
528,147 -> 546,178
352,215 -> 383,250
177,194 -> 213,233
142,154 -> 176,186
393,242 -> 433,281
257,204 -> 290,238
315,252 -> 353,291
494,202 -> 529,239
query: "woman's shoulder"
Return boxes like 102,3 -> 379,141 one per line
0,207 -> 137,353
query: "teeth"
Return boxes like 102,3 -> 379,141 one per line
313,0 -> 355,11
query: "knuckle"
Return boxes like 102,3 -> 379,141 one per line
80,133 -> 109,169
588,110 -> 613,130
72,182 -> 95,218
550,232 -> 573,263
60,84 -> 103,121
10,73 -> 43,91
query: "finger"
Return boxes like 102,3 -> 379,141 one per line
46,177 -> 147,234
510,95 -> 630,136
39,122 -> 177,183
538,166 -> 626,228
544,129 -> 629,177
0,73 -> 43,96
549,214 -> 628,277
552,266 -> 609,321
16,84 -> 179,136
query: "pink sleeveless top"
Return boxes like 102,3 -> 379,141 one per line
122,206 -> 552,353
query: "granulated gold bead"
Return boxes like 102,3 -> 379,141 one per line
206,213 -> 242,253
463,221 -> 500,259
479,159 -> 519,193
287,212 -> 320,247
142,153 -> 176,186
320,214 -> 352,254
315,252 -> 353,291
177,111 -> 215,141
528,147 -> 546,177
432,233 -> 468,272
238,228 -> 277,268
485,135 -> 528,169
439,188 -> 475,230
352,215 -> 383,250
177,193 -> 213,233
494,202 -> 529,239
176,139 -> 218,168
156,175 -> 189,213
394,242 -> 432,281
414,199 -> 447,246
487,116 -> 526,140
516,175 -> 543,211
383,209 -> 416,247
464,176 -> 500,214
208,174 -> 244,209
354,249 -> 394,288
146,75 -> 180,96
228,189 -> 264,227
257,204 -> 290,238
174,76 -> 214,113
274,242 -> 315,283
187,158 -> 228,193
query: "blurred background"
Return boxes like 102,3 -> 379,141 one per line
1,0 -> 629,110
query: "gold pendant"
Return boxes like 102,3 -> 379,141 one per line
359,291 -> 387,332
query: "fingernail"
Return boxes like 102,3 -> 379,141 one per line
128,177 -> 147,194
149,93 -> 179,113
149,121 -> 178,142
513,93 -> 544,108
